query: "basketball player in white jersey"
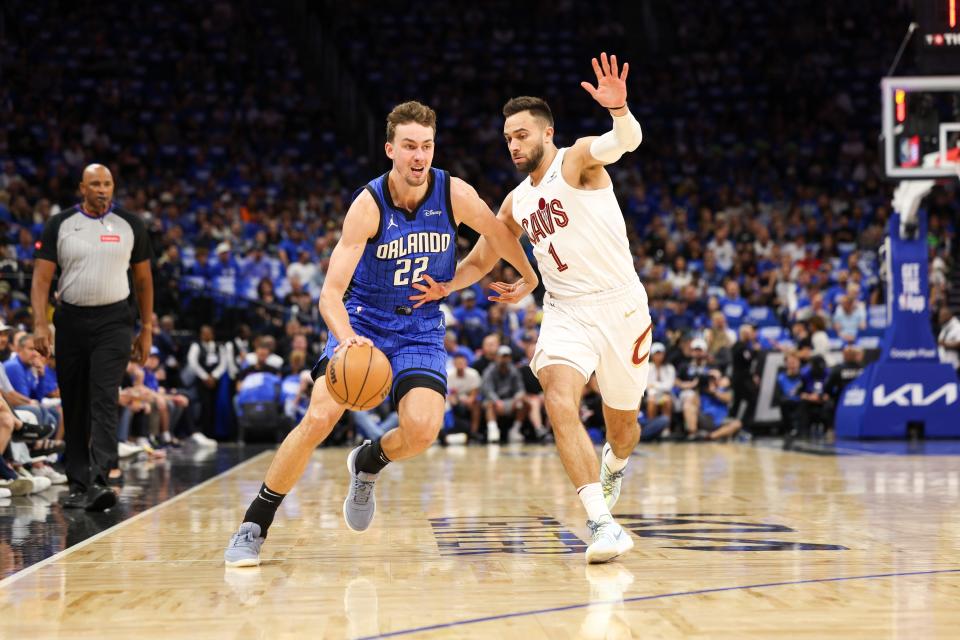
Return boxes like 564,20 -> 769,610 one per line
411,53 -> 648,563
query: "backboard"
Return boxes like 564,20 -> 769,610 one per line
881,75 -> 960,179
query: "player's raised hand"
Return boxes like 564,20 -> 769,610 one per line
580,52 -> 629,110
409,274 -> 450,308
488,278 -> 535,304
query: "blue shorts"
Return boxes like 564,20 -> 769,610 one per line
313,304 -> 448,403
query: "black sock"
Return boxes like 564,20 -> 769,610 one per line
354,439 -> 391,474
242,483 -> 286,537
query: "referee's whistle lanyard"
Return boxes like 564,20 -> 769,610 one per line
77,201 -> 113,222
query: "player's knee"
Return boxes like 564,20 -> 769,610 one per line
298,407 -> 338,444
543,389 -> 578,422
0,412 -> 12,434
402,416 -> 440,450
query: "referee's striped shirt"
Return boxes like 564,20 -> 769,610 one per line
35,204 -> 152,307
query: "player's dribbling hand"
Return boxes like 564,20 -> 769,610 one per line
409,274 -> 450,308
580,52 -> 629,110
488,279 -> 535,304
334,334 -> 374,353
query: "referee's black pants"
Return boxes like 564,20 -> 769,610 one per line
54,301 -> 132,491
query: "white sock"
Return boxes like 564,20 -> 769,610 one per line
603,444 -> 629,473
487,420 -> 498,432
577,482 -> 611,523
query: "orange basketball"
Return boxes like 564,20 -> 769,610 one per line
325,343 -> 393,410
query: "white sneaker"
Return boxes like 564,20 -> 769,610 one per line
118,441 -> 143,459
191,432 -> 218,448
445,433 -> 467,445
600,443 -> 625,510
27,475 -> 52,494
487,423 -> 500,445
507,425 -> 524,443
31,466 -> 68,485
585,516 -> 634,564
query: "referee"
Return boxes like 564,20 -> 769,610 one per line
31,164 -> 154,511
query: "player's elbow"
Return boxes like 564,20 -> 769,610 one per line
624,128 -> 642,152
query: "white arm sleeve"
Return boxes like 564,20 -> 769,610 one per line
589,110 -> 643,164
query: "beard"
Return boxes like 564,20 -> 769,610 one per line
515,141 -> 546,174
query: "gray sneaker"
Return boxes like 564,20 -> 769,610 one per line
343,441 -> 378,532
224,522 -> 264,567
600,443 -> 625,509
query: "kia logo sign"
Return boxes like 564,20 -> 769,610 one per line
873,383 -> 959,407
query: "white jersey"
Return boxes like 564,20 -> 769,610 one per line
511,147 -> 639,298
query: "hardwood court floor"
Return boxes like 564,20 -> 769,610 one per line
1,442 -> 958,638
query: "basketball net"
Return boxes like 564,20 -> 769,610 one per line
892,148 -> 959,235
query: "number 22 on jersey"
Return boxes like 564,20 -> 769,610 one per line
394,257 -> 429,286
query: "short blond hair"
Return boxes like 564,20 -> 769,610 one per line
385,101 -> 437,142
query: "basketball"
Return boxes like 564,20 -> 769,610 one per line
325,343 -> 393,410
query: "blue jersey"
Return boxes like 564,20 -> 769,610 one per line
347,168 -> 457,318
319,168 -> 458,403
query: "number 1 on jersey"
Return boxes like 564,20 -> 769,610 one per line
547,242 -> 568,272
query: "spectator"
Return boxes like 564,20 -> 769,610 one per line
286,249 -> 319,292
676,337 -> 711,406
237,335 -> 282,383
645,342 -> 675,421
210,242 -> 242,299
443,330 -> 474,369
825,346 -> 865,404
707,225 -> 735,273
730,324 -> 759,429
454,289 -> 489,351
833,295 -> 866,344
705,311 -> 736,370
809,316 -> 831,357
795,291 -> 831,326
937,307 -> 960,374
142,347 -> 205,448
786,321 -> 814,362
3,333 -> 40,400
518,342 -> 547,440
680,369 -> 742,441
241,334 -> 284,372
799,355 -> 830,437
472,333 -> 501,377
482,345 -> 526,443
184,324 -> 228,438
719,280 -> 749,329
280,350 -> 311,425
446,353 -> 482,441
0,319 -> 13,362
775,352 -> 804,437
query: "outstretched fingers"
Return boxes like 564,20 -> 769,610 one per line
591,56 -> 603,82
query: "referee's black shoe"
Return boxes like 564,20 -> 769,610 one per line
60,487 -> 90,509
60,485 -> 118,511
85,485 -> 118,512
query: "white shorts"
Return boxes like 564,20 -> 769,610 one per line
531,281 -> 653,411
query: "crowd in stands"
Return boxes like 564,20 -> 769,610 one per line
0,0 -> 958,474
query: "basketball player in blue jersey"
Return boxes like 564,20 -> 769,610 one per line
224,101 -> 538,567
412,54 -> 647,563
